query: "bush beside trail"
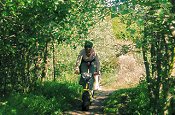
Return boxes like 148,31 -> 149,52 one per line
0,81 -> 82,115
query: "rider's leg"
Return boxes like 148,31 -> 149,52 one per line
89,63 -> 95,98
80,61 -> 95,97
89,63 -> 95,91
93,74 -> 100,90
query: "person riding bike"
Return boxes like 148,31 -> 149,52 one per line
75,40 -> 100,93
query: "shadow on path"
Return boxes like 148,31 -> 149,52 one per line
64,87 -> 114,115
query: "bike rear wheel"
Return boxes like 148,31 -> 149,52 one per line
82,91 -> 91,111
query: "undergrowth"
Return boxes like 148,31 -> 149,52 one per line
0,81 -> 82,115
103,82 -> 150,114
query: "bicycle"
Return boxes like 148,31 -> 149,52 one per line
81,71 -> 94,111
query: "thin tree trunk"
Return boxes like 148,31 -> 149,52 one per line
3,69 -> 7,97
41,40 -> 49,82
155,37 -> 162,114
32,41 -> 40,90
25,50 -> 31,92
142,22 -> 155,113
21,49 -> 27,93
52,40 -> 56,81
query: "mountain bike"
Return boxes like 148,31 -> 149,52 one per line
81,71 -> 94,111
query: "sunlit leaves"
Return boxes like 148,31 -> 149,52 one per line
58,0 -> 108,43
136,18 -> 144,25
0,0 -> 108,97
111,0 -> 175,114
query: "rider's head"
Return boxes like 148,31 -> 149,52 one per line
84,40 -> 93,56
84,40 -> 93,49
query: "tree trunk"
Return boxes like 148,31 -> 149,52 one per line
41,40 -> 49,82
52,40 -> 56,81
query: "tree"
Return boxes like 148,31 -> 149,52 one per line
0,0 -> 108,96
112,0 -> 175,114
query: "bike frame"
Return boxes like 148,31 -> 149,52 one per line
82,72 -> 93,94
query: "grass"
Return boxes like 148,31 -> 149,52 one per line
0,81 -> 82,115
103,82 -> 150,114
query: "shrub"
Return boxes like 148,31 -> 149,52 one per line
0,93 -> 61,115
0,81 -> 82,115
104,82 -> 150,114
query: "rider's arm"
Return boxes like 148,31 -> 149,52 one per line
75,49 -> 83,71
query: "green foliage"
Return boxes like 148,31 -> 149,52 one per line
0,81 -> 82,115
33,81 -> 82,104
111,16 -> 141,41
101,57 -> 119,73
0,93 -> 61,115
104,82 -> 150,114
0,0 -> 108,96
139,1 -> 175,114
111,0 -> 175,114
112,17 -> 130,40
54,44 -> 79,77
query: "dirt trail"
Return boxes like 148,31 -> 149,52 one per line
64,86 -> 114,115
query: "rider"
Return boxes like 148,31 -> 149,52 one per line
75,40 -> 100,92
